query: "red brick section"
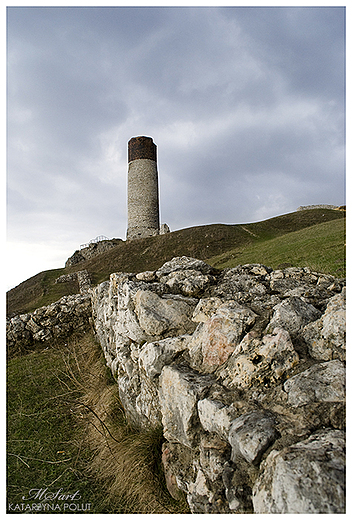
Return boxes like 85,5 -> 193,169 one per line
128,136 -> 157,162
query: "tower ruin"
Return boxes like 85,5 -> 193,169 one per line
126,136 -> 160,240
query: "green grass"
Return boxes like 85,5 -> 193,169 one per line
209,218 -> 346,277
6,332 -> 189,514
6,334 -> 111,513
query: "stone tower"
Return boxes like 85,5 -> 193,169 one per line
126,136 -> 160,240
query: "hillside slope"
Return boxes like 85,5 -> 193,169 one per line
210,218 -> 346,274
7,209 -> 345,317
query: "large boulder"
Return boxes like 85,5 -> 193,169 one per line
220,327 -> 299,389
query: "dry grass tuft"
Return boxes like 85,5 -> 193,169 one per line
63,331 -> 189,513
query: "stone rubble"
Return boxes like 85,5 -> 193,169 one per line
7,256 -> 346,513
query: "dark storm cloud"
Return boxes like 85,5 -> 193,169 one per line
6,5 -> 345,289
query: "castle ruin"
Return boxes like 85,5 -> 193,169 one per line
126,136 -> 161,240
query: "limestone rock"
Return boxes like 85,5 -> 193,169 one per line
212,266 -> 270,302
188,301 -> 257,373
161,441 -> 195,496
158,269 -> 214,297
135,270 -> 156,282
159,364 -> 214,447
252,429 -> 346,513
192,297 -> 222,322
55,273 -> 77,284
65,239 -> 121,267
197,399 -> 238,440
283,359 -> 345,407
221,327 -> 299,389
155,256 -> 216,277
134,290 -> 197,338
139,335 -> 191,378
199,433 -> 231,482
266,296 -> 321,335
160,223 -> 170,235
115,280 -> 150,343
7,294 -> 92,355
228,411 -> 279,465
76,269 -> 92,294
302,288 -> 346,361
222,461 -> 253,512
161,443 -> 187,501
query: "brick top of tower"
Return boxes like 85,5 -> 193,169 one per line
128,136 -> 157,162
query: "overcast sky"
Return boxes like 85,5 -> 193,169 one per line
6,3 -> 346,290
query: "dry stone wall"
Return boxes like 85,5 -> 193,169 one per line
91,257 -> 346,514
6,294 -> 92,356
6,256 -> 346,513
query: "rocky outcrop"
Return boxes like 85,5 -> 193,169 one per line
65,239 -> 122,267
6,294 -> 92,356
91,257 -> 346,513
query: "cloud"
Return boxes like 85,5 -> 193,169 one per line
6,5 -> 345,290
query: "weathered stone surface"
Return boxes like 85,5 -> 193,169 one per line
76,269 -> 92,294
134,290 -> 197,338
55,273 -> 77,284
139,335 -> 191,378
198,399 -> 238,440
65,239 -> 121,267
222,461 -> 253,512
302,288 -> 346,360
189,302 -> 257,373
54,269 -> 92,295
160,222 -> 170,235
161,441 -> 195,496
191,297 -> 222,322
161,443 -> 187,501
158,269 -> 214,297
252,429 -> 345,513
221,327 -> 299,389
283,359 -> 345,407
212,265 -> 270,302
266,296 -> 321,335
155,256 -> 216,277
134,371 -> 162,427
199,433 -> 231,482
7,294 -> 92,355
135,270 -> 156,282
159,364 -> 214,447
228,411 -> 279,465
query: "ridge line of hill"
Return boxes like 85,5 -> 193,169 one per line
6,209 -> 345,317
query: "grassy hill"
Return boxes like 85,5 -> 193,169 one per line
7,208 -> 345,317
